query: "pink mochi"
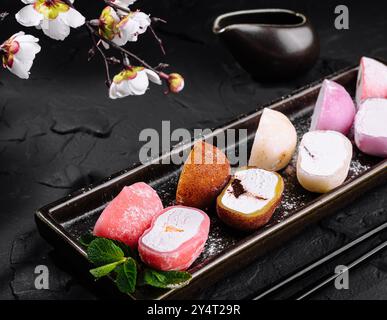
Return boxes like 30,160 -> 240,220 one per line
138,206 -> 210,271
310,79 -> 356,135
93,182 -> 163,248
356,57 -> 387,105
354,98 -> 387,158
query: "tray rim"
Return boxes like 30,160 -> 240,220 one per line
35,64 -> 387,300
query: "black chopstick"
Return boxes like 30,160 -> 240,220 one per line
252,221 -> 387,300
295,238 -> 387,300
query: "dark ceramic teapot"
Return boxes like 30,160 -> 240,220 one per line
213,9 -> 320,81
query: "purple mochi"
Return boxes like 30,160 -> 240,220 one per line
356,57 -> 387,106
310,79 -> 356,135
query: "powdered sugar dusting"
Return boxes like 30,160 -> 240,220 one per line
349,158 -> 370,177
62,100 -> 381,276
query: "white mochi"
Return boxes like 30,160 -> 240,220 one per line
248,108 -> 297,171
297,131 -> 353,193
354,98 -> 387,158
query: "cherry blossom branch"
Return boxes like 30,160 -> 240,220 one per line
85,23 -> 112,87
103,1 -> 166,26
86,21 -> 159,75
0,13 -> 9,58
103,0 -> 166,55
4,0 -> 184,96
154,63 -> 169,70
85,27 -> 184,94
151,17 -> 167,24
65,0 -> 162,73
147,17 -> 167,55
149,25 -> 166,55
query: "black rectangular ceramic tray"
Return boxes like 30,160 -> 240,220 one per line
36,65 -> 387,300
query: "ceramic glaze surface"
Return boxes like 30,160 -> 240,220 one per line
213,9 -> 320,80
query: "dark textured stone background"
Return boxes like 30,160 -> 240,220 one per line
0,0 -> 386,300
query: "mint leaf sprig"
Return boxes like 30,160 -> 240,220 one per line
142,268 -> 192,289
80,235 -> 192,295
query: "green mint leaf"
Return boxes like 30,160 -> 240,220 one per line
80,234 -> 133,257
79,233 -> 97,247
111,240 -> 134,258
87,238 -> 125,266
115,258 -> 137,294
90,261 -> 123,279
143,269 -> 192,289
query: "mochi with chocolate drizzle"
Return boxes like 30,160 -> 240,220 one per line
216,167 -> 284,231
297,131 -> 352,193
356,57 -> 387,105
310,79 -> 356,135
138,206 -> 210,271
354,98 -> 387,157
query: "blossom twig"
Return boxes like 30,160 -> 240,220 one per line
86,22 -> 162,75
104,0 -> 167,55
151,17 -> 167,24
7,0 -> 184,96
85,22 -> 112,86
149,25 -> 166,55
148,18 -> 167,55
106,56 -> 121,65
154,63 -> 169,70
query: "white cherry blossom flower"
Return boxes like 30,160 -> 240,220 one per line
110,0 -> 136,14
113,11 -> 151,45
111,0 -> 136,7
109,66 -> 161,99
15,0 -> 85,41
110,0 -> 136,15
97,7 -> 150,47
1,31 -> 41,79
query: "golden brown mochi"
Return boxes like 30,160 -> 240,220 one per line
216,167 -> 284,231
176,141 -> 231,209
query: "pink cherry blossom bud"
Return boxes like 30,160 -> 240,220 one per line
167,73 -> 185,93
